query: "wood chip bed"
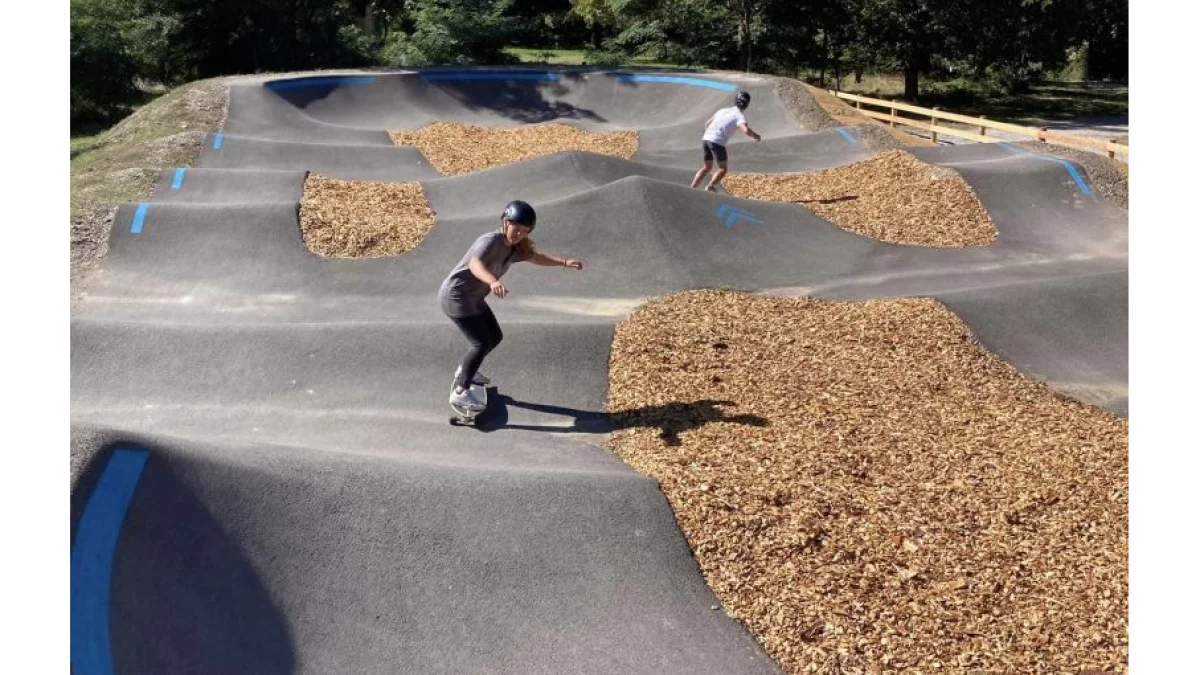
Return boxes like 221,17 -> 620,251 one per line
298,175 -> 436,257
723,150 -> 998,247
389,122 -> 638,175
606,290 -> 1127,675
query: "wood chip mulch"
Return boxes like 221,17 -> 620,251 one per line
606,289 -> 1127,675
389,122 -> 638,175
298,174 -> 436,258
723,150 -> 998,248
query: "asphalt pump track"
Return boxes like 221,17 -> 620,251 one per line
71,69 -> 1128,674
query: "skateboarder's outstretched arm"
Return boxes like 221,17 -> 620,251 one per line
468,255 -> 509,298
739,122 -> 762,141
528,252 -> 584,270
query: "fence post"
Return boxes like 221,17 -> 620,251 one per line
1108,138 -> 1118,159
1038,127 -> 1048,143
890,100 -> 897,127
979,115 -> 987,137
931,106 -> 940,144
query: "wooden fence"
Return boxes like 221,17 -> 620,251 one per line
830,90 -> 1129,159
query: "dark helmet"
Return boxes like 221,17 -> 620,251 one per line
502,200 -> 536,230
734,91 -> 751,110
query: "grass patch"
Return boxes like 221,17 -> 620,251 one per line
504,46 -> 685,69
70,78 -> 228,219
804,72 -> 1126,125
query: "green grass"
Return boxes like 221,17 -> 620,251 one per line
504,46 -> 686,69
70,79 -> 227,218
807,72 -> 1127,125
506,47 -> 590,65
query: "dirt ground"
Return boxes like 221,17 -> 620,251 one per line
390,122 -> 638,175
298,175 -> 437,257
724,150 -> 997,247
607,290 -> 1128,675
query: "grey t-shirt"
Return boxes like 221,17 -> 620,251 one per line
439,230 -> 531,317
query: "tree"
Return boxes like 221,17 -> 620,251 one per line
71,0 -> 140,123
381,0 -> 518,66
569,0 -> 622,47
857,0 -> 957,99
1077,0 -> 1127,80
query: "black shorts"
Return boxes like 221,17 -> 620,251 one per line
702,141 -> 728,162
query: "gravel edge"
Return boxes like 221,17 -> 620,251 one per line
1013,141 -> 1129,210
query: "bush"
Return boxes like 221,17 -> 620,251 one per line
583,48 -> 623,68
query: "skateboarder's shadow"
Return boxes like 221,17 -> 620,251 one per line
484,392 -> 768,446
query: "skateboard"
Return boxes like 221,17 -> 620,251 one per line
449,384 -> 487,426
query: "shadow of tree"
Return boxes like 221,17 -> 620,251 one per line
480,392 -> 768,446
72,442 -> 296,675
793,195 -> 859,205
426,80 -> 610,124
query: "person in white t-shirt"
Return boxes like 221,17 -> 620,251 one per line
689,90 -> 761,192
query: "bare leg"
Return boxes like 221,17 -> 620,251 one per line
690,160 -> 713,188
706,161 -> 729,190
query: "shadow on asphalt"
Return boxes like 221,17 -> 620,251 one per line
480,390 -> 768,446
73,443 -> 297,675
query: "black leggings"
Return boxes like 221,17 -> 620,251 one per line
450,304 -> 503,390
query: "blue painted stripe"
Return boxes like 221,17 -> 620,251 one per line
725,211 -> 740,227
71,448 -> 150,675
835,127 -> 856,144
615,74 -> 737,91
212,133 -> 224,150
422,72 -> 559,82
716,204 -> 731,219
265,76 -> 377,91
997,143 -> 1092,196
171,168 -> 186,190
130,203 -> 149,235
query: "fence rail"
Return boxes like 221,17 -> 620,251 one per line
830,90 -> 1129,159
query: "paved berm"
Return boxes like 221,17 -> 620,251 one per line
71,69 -> 1127,674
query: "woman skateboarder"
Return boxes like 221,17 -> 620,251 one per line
690,90 -> 762,192
439,199 -> 584,412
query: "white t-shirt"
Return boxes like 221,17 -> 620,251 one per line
702,106 -> 747,145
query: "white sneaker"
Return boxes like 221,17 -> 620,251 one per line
449,386 -> 486,412
454,367 -> 491,386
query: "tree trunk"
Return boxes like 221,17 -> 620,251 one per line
363,2 -> 375,38
904,62 -> 919,99
737,11 -> 751,71
819,31 -> 828,87
834,45 -> 841,91
904,43 -> 924,100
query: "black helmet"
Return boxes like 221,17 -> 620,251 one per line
502,200 -> 536,230
734,91 -> 751,110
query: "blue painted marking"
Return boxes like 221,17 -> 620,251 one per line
71,448 -> 150,675
130,203 -> 149,234
171,168 -> 186,190
212,133 -> 224,150
615,74 -> 737,91
265,76 -> 377,91
715,202 -> 763,228
835,127 -> 856,144
422,72 -> 559,82
997,143 -> 1092,196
